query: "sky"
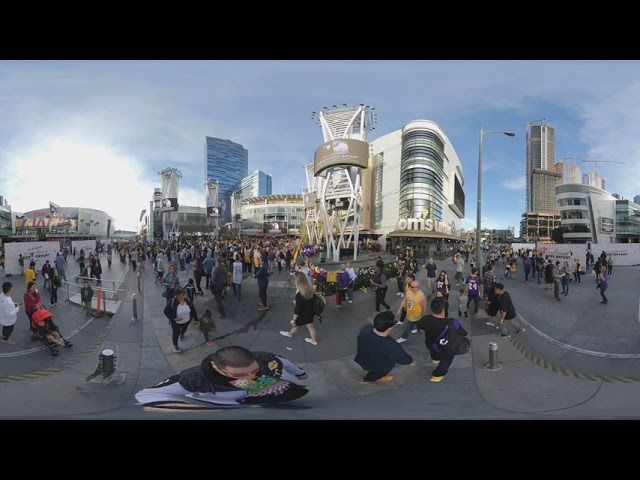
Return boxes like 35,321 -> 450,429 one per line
1,60 -> 639,233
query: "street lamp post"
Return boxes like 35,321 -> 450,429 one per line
476,127 -> 515,268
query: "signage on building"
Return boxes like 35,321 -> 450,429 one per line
161,197 -> 179,212
33,211 -> 69,218
600,217 -> 614,233
304,192 -> 317,209
396,217 -> 456,236
313,139 -> 369,176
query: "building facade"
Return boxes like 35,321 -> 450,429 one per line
370,120 -> 463,257
556,183 -> 617,244
238,170 -> 272,198
204,137 -> 249,224
615,199 -> 640,243
239,194 -> 304,237
525,122 -> 555,212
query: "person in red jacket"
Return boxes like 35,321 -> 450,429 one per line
23,281 -> 43,326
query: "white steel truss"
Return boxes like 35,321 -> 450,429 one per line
311,105 -> 375,262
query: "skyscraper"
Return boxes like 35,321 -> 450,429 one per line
521,122 -> 560,240
204,137 -> 248,223
238,170 -> 272,198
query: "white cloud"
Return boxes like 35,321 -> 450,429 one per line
500,176 -> 525,190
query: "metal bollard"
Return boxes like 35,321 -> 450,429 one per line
485,341 -> 502,371
137,272 -> 141,292
100,349 -> 115,378
132,293 -> 139,321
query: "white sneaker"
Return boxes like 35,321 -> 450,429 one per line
396,337 -> 407,343
304,338 -> 318,346
348,300 -> 353,304
172,346 -> 181,353
411,329 -> 418,334
399,293 -> 404,297
485,321 -> 494,327
396,292 -> 402,296
279,331 -> 293,338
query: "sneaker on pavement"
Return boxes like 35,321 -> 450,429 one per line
375,375 -> 394,383
430,375 -> 445,382
515,328 -> 525,334
485,321 -> 494,327
304,338 -> 318,346
258,306 -> 269,311
411,329 -> 418,334
399,293 -> 404,297
396,337 -> 407,343
279,331 -> 293,338
432,360 -> 440,365
395,321 -> 403,325
172,345 -> 181,353
500,334 -> 511,338
396,292 -> 402,296
206,341 -> 213,346
348,300 -> 353,304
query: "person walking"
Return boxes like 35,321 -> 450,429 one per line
25,261 -> 37,289
424,257 -> 438,297
49,268 -> 60,306
254,256 -> 270,311
23,280 -> 43,326
354,310 -> 416,384
210,257 -> 228,318
54,252 -> 67,283
465,267 -> 481,315
163,287 -> 198,353
598,265 -> 609,305
107,250 -> 113,270
395,279 -> 427,344
345,261 -> 357,304
0,281 -> 21,345
93,258 -> 103,286
280,271 -> 319,345
493,282 -> 524,338
193,257 -> 205,296
231,254 -> 243,301
80,279 -> 94,316
203,253 -> 215,291
335,264 -> 351,307
561,261 -> 571,296
370,264 -> 391,313
162,264 -> 180,305
199,309 -> 215,346
552,260 -> 563,301
574,257 -> 582,284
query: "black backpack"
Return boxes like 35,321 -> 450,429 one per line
436,318 -> 470,355
313,294 -> 326,323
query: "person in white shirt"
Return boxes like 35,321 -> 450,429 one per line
232,254 -> 243,301
345,261 -> 357,304
0,281 -> 21,345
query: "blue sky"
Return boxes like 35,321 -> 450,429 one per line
1,60 -> 639,232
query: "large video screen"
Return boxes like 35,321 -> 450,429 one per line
262,214 -> 288,235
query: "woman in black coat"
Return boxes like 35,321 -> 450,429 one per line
164,287 -> 198,353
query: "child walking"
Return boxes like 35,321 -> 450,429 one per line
199,309 -> 215,346
457,287 -> 469,319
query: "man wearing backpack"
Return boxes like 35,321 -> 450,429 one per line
415,297 -> 468,383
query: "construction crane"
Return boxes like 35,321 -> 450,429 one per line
581,159 -> 625,176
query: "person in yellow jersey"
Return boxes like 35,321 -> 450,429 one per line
395,279 -> 427,344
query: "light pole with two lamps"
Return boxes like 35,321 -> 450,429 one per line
476,127 -> 515,268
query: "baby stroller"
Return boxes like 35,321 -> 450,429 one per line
30,308 -> 73,356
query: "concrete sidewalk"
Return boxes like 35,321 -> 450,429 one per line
2,251 -> 640,419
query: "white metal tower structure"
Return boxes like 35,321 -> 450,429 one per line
231,191 -> 242,237
302,162 -> 321,245
158,167 -> 182,240
206,179 -> 220,240
311,104 -> 376,262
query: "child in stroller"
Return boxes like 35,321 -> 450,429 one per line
30,308 -> 73,356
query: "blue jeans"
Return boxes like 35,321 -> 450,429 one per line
56,267 -> 66,282
401,320 -> 418,339
232,282 -> 242,300
600,286 -> 608,303
562,276 -> 570,294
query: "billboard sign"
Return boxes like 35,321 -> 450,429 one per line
313,139 -> 369,176
207,206 -> 221,218
601,217 -> 614,233
304,191 -> 317,209
4,241 -> 61,276
161,197 -> 179,212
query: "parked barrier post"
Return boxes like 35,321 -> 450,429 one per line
132,293 -> 139,321
485,341 -> 502,371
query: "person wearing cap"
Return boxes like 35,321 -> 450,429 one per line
354,310 -> 415,384
41,260 -> 53,290
491,283 -> 524,338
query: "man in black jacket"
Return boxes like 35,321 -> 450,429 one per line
415,297 -> 468,382
354,310 -> 415,384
